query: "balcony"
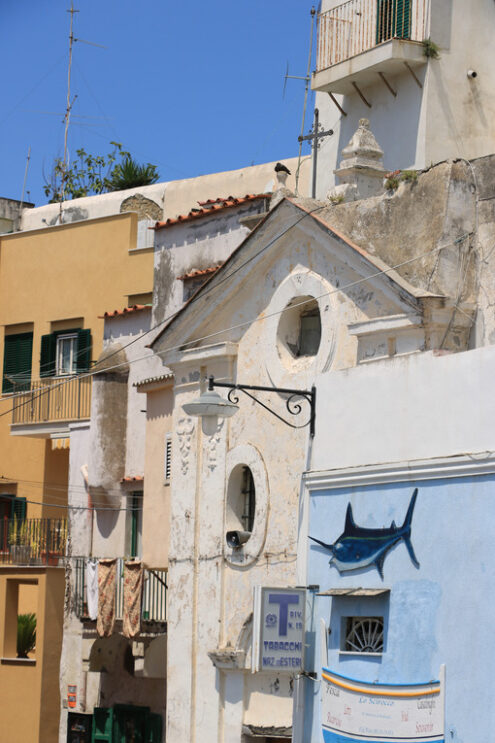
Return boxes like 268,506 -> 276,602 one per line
73,557 -> 167,623
313,0 -> 428,95
10,376 -> 92,437
0,517 -> 67,566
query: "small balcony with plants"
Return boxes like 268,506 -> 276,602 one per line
313,0 -> 430,96
0,517 -> 67,566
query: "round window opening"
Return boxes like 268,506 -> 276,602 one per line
277,296 -> 322,362
226,464 -> 256,548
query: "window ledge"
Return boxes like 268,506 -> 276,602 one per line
1,657 -> 36,665
338,651 -> 382,658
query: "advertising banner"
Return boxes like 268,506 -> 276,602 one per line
321,666 -> 445,743
252,586 -> 306,673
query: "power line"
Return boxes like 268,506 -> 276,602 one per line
0,230 -> 472,422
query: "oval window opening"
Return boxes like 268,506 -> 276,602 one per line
226,464 -> 256,546
277,296 -> 322,362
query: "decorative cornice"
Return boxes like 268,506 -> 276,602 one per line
304,453 -> 495,491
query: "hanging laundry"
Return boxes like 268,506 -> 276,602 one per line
123,560 -> 143,639
97,558 -> 117,637
85,559 -> 98,621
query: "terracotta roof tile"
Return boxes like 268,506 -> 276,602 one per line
154,193 -> 270,230
176,264 -> 223,281
99,304 -> 151,319
134,372 -> 174,388
121,475 -> 144,483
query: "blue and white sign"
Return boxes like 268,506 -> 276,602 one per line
321,666 -> 445,743
252,586 -> 306,673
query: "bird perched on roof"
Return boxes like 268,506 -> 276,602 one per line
275,162 -> 291,175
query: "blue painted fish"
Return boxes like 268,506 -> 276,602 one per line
310,489 -> 420,578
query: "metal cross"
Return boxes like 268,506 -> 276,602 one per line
298,108 -> 334,198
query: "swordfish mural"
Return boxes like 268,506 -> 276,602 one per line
310,489 -> 420,578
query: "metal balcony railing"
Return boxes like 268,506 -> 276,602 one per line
0,517 -> 67,565
316,0 -> 428,72
73,557 -> 167,623
11,375 -> 92,425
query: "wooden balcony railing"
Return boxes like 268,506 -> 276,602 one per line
12,375 -> 92,426
73,557 -> 167,623
0,517 -> 67,565
316,0 -> 428,72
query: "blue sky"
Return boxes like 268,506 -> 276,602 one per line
1,0 -> 317,206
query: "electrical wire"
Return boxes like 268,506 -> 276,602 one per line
0,230 -> 472,419
0,203 -> 328,390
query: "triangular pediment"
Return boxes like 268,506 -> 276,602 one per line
152,197 -> 436,368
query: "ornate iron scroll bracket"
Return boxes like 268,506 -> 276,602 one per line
208,375 -> 316,437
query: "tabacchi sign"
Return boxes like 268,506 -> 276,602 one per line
321,666 -> 445,743
252,586 -> 306,673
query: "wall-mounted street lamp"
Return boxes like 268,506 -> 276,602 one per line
183,375 -> 316,437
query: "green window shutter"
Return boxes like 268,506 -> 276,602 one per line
2,332 -> 33,393
145,713 -> 163,743
394,0 -> 410,38
12,497 -> 27,520
376,0 -> 410,43
76,329 -> 92,372
40,333 -> 56,378
92,707 -> 114,742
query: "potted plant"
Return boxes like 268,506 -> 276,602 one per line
9,517 -> 31,564
17,613 -> 36,658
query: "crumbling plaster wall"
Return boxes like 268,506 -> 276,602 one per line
323,156 -> 495,345
470,155 -> 495,345
318,160 -> 477,301
152,201 -> 266,327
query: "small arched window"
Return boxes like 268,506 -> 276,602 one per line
226,464 -> 256,539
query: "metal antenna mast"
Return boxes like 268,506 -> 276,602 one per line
287,6 -> 316,194
20,146 -> 31,213
60,1 -> 79,220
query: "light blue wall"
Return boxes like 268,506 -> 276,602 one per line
304,474 -> 495,743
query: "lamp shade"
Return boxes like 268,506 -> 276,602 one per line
182,389 -> 239,419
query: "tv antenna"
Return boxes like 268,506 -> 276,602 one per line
283,6 -> 317,194
59,2 -> 106,221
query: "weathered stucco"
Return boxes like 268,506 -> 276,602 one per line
314,0 -> 495,198
87,344 -> 129,504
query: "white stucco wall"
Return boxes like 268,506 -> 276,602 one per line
20,157 -> 311,231
311,345 -> 495,474
315,0 -> 495,197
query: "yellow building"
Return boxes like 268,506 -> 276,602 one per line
0,210 -> 153,743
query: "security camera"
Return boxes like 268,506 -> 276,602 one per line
226,530 -> 251,549
467,69 -> 477,79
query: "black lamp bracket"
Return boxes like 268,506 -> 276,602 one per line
208,375 -> 316,437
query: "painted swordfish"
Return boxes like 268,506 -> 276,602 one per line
309,489 -> 420,578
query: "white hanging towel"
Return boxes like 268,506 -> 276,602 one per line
86,559 -> 99,620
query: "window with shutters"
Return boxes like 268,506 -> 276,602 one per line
40,328 -> 92,377
377,0 -> 411,43
164,434 -> 172,482
0,494 -> 26,520
2,331 -> 33,393
126,492 -> 142,559
56,333 -> 78,375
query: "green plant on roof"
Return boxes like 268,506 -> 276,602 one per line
422,38 -> 440,59
400,169 -> 418,183
17,613 -> 36,658
43,142 -> 159,203
385,175 -> 400,192
107,155 -> 159,191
